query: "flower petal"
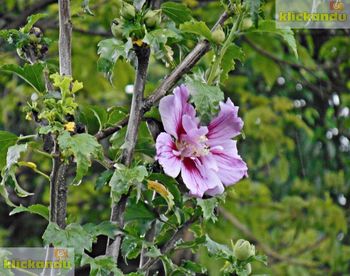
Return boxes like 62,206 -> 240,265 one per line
159,85 -> 195,139
156,132 -> 181,178
205,183 -> 225,196
211,140 -> 248,186
181,158 -> 221,198
207,98 -> 243,145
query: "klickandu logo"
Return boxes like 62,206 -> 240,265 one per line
330,0 -> 344,10
276,0 -> 349,29
3,259 -> 72,269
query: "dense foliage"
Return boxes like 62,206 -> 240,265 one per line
0,0 -> 349,275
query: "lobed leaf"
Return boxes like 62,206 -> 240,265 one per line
161,2 -> 192,24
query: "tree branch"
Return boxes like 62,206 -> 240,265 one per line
243,37 -> 317,76
106,45 -> 151,262
104,11 -> 230,265
58,0 -> 72,76
49,0 -> 72,229
97,11 -> 230,141
95,117 -> 129,141
5,0 -> 56,29
139,215 -> 199,272
143,12 -> 229,111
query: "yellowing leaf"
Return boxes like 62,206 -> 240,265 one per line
147,180 -> 174,211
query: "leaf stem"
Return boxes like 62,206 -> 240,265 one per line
33,148 -> 53,159
34,168 -> 51,180
207,11 -> 244,85
18,134 -> 37,141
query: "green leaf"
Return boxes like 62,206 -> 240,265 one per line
205,234 -> 232,259
161,2 -> 192,24
83,221 -> 118,239
109,164 -> 148,203
124,199 -> 156,222
182,260 -> 208,274
85,105 -> 108,131
42,223 -> 93,255
143,29 -> 179,48
81,254 -> 123,276
246,0 -> 261,27
1,143 -> 33,206
21,13 -> 48,33
1,63 -> 45,93
250,20 -> 298,58
97,38 -> 127,81
9,204 -> 49,220
0,131 -> 18,170
58,132 -> 103,185
95,170 -> 113,190
220,43 -> 245,82
180,21 -> 213,41
121,236 -> 142,261
186,79 -> 224,123
197,197 -> 219,223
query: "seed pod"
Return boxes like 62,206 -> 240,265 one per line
121,2 -> 135,20
212,26 -> 225,44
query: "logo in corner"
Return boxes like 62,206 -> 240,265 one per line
330,0 -> 344,11
54,248 -> 68,260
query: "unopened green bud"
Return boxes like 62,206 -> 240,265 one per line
29,33 -> 40,43
233,239 -> 255,260
245,263 -> 252,275
212,26 -> 225,44
121,2 -> 135,20
111,19 -> 123,39
144,9 -> 161,27
242,18 -> 253,30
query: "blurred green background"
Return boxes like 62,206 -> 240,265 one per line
1,0 -> 350,275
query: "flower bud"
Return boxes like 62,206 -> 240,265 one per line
245,263 -> 252,275
212,26 -> 225,44
242,18 -> 253,30
121,2 -> 135,20
111,19 -> 123,39
144,9 -> 161,27
233,239 -> 255,260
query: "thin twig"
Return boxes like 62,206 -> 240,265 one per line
139,215 -> 199,272
106,45 -> 151,262
95,117 -> 129,141
97,11 -> 230,141
5,0 -> 56,29
243,37 -> 315,74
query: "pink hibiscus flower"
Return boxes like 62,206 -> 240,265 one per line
156,85 -> 248,197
